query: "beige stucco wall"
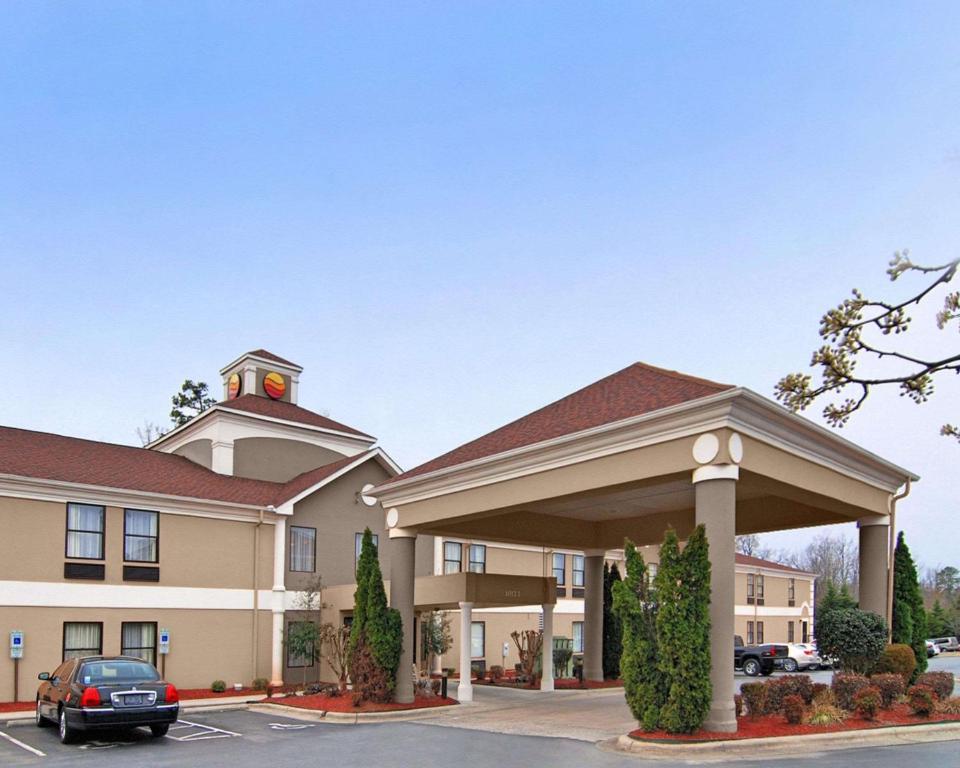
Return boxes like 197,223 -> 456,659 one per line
173,439 -> 213,469
233,437 -> 346,483
0,606 -> 273,701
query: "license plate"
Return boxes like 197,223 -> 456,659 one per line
124,694 -> 145,706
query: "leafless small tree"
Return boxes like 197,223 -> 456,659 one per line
135,420 -> 167,446
319,623 -> 351,693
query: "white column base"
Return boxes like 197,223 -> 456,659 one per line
270,609 -> 284,686
540,603 -> 555,692
458,601 -> 474,703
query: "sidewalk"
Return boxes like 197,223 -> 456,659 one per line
0,693 -> 266,724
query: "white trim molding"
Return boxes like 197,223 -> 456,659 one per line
0,581 -> 273,610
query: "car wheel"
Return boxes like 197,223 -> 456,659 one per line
58,708 -> 78,744
35,699 -> 50,728
743,659 -> 760,676
150,724 -> 169,737
760,668 -> 774,677
782,658 -> 799,673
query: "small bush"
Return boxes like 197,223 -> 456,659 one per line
908,684 -> 936,716
783,694 -> 805,725
741,682 -> 768,718
916,671 -> 955,700
817,608 -> 887,674
936,696 -> 960,715
832,673 -> 870,711
734,693 -> 743,718
870,673 -> 905,708
873,644 -> 917,683
806,702 -> 846,726
252,677 -> 270,691
854,686 -> 881,720
489,665 -> 505,682
811,683 -> 831,703
772,675 -> 814,707
211,680 -> 227,693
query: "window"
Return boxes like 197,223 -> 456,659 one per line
756,575 -> 765,605
468,544 -> 486,574
746,621 -> 754,645
552,553 -> 566,585
757,621 -> 765,644
801,621 -> 809,643
572,555 -> 585,587
63,622 -> 102,661
572,621 -> 584,653
124,509 -> 158,563
66,503 -> 105,560
121,622 -> 157,665
787,621 -> 795,643
355,532 -> 379,570
286,621 -> 315,667
290,526 -> 316,572
788,578 -> 796,607
444,541 -> 462,574
470,622 -> 485,659
647,562 -> 658,586
746,573 -> 755,604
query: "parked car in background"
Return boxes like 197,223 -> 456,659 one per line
931,636 -> 959,652
925,640 -> 941,658
734,635 -> 789,676
779,643 -> 821,672
36,656 -> 179,744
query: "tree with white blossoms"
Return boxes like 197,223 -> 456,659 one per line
776,252 -> 960,440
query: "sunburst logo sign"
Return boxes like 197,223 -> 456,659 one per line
263,372 -> 286,400
227,373 -> 242,399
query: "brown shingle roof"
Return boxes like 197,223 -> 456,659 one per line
396,362 -> 733,481
0,425 -> 377,507
218,395 -> 374,440
735,553 -> 813,576
246,349 -> 300,368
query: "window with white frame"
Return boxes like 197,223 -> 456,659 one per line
757,621 -> 765,644
552,553 -> 566,585
124,509 -> 158,562
746,621 -> 754,645
572,621 -> 584,653
470,622 -> 485,659
647,562 -> 658,586
290,526 -> 316,572
788,578 -> 796,607
468,544 -> 486,574
756,575 -> 765,605
572,555 -> 585,587
63,622 -> 102,661
66,503 -> 105,559
787,621 -> 795,643
121,622 -> 157,665
444,541 -> 462,574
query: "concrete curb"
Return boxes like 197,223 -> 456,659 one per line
601,721 -> 960,761
249,701 -> 460,724
1,695 -> 266,725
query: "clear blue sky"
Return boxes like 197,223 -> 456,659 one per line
2,2 -> 958,568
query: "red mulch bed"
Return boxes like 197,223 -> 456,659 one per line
0,702 -> 33,713
270,692 -> 457,713
177,687 -> 262,700
630,704 -> 960,742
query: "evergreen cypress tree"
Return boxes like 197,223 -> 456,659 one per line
892,532 -> 927,677
927,600 -> 951,638
656,525 -> 711,734
612,540 -> 663,731
815,581 -> 857,640
602,562 -> 623,679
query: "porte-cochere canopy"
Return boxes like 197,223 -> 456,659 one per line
373,362 -> 917,731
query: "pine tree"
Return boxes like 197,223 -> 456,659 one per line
612,540 -> 663,731
656,525 -> 711,734
892,532 -> 927,677
602,562 -> 623,679
927,600 -> 952,638
815,581 -> 857,640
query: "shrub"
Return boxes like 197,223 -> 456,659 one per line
916,671 -> 955,700
783,694 -> 805,725
811,683 -> 831,703
211,680 -> 226,693
832,673 -> 870,711
873,644 -> 917,684
817,608 -> 887,674
907,684 -> 936,716
854,686 -> 881,720
936,696 -> 960,715
734,693 -> 743,718
806,702 -> 846,726
351,638 -> 392,703
892,533 -> 927,680
870,673 -> 905,708
602,562 -> 623,680
768,675 -> 814,710
489,665 -> 505,682
252,677 -> 270,692
741,682 -> 768,717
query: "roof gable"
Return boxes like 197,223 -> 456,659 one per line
215,395 -> 374,440
396,362 -> 733,481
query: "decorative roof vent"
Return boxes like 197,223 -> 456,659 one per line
219,350 -> 303,405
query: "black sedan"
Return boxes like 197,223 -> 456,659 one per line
36,655 -> 179,743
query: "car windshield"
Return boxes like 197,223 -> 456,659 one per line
78,660 -> 159,686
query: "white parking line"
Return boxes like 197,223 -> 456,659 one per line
165,719 -> 241,742
0,729 -> 46,757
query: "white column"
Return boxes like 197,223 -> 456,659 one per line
433,536 -> 444,575
242,365 -> 257,396
583,551 -> 605,681
211,440 -> 234,475
389,528 -> 417,704
270,516 -> 287,686
458,601 -> 474,703
540,603 -> 555,691
858,515 -> 890,620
